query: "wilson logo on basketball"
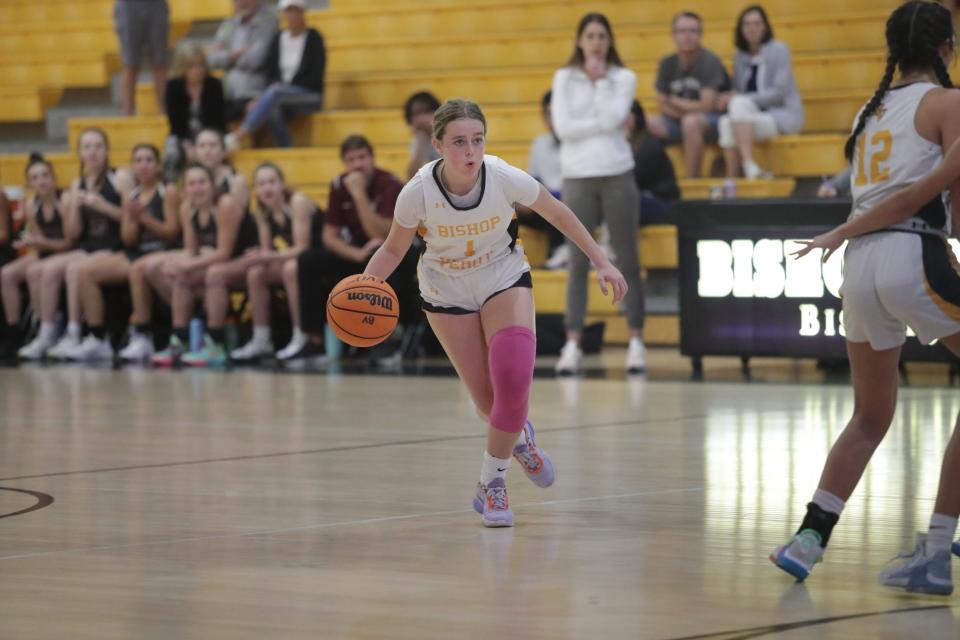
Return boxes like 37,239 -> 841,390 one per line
346,291 -> 395,311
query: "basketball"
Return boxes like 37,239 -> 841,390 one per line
326,274 -> 399,348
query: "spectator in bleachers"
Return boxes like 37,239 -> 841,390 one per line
67,144 -> 182,361
114,0 -> 169,116
646,12 -> 729,178
551,13 -> 647,374
1,156 -> 70,356
404,91 -> 442,179
207,0 -> 278,123
229,163 -> 318,362
20,129 -> 134,360
149,164 -> 245,367
164,42 -> 226,183
281,135 -> 417,361
818,167 -> 852,199
225,0 -> 325,150
516,90 -> 566,269
717,5 -> 804,180
625,100 -> 680,226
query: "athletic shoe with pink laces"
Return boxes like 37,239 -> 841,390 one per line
513,420 -> 555,488
473,478 -> 514,527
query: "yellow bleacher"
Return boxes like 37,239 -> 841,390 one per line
0,87 -> 63,123
314,0 -> 896,40
323,12 -> 888,75
2,0 -> 905,345
0,0 -> 230,124
65,110 -> 847,181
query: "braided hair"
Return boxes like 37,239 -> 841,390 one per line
844,0 -> 954,161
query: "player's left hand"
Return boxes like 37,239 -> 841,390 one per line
596,263 -> 628,304
791,230 -> 844,262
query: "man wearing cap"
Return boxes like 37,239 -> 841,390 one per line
226,0 -> 326,150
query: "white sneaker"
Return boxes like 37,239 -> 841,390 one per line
18,333 -> 55,360
47,334 -> 81,360
231,338 -> 275,361
743,160 -> 771,180
544,245 -> 570,270
119,333 -> 154,361
626,338 -> 646,374
277,331 -> 309,360
555,341 -> 582,375
69,335 -> 113,362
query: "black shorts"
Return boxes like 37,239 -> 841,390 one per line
422,271 -> 532,315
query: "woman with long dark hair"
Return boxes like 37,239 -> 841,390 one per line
551,13 -> 646,374
772,1 -> 960,595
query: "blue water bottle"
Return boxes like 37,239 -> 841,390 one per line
189,318 -> 204,352
325,324 -> 343,360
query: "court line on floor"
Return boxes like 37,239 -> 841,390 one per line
0,487 -> 54,519
0,413 -> 710,482
0,486 -> 704,562
665,604 -> 952,639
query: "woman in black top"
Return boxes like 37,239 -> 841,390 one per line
69,145 -> 182,361
1,154 -> 70,353
150,163 -> 243,367
224,0 -> 324,150
23,128 -> 134,360
228,162 -> 317,361
163,42 -> 226,182
625,100 -> 680,226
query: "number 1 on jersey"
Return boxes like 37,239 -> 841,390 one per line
854,130 -> 892,186
465,240 -> 475,257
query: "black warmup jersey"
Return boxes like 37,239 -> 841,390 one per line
78,173 -> 123,252
192,207 -> 219,250
34,200 -> 64,258
130,185 -> 168,256
266,207 -> 293,251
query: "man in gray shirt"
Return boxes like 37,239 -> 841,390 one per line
646,11 -> 729,178
207,0 -> 278,122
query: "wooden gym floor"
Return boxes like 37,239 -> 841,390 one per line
1,352 -> 959,639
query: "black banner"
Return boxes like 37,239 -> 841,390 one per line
677,199 -> 956,362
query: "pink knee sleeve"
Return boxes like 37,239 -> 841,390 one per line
488,326 -> 536,433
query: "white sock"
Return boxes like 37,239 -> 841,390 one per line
67,321 -> 81,339
480,451 -> 511,487
39,322 -> 56,341
813,489 -> 846,516
514,425 -> 528,448
252,325 -> 271,344
290,327 -> 305,344
927,513 -> 958,554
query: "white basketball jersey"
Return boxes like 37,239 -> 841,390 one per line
416,155 -> 527,276
850,82 -> 949,233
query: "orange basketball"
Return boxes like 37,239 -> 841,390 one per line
326,274 -> 399,348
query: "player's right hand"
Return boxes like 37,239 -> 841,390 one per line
596,263 -> 628,304
791,230 -> 844,262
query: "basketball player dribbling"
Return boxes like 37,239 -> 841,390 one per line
363,98 -> 628,527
